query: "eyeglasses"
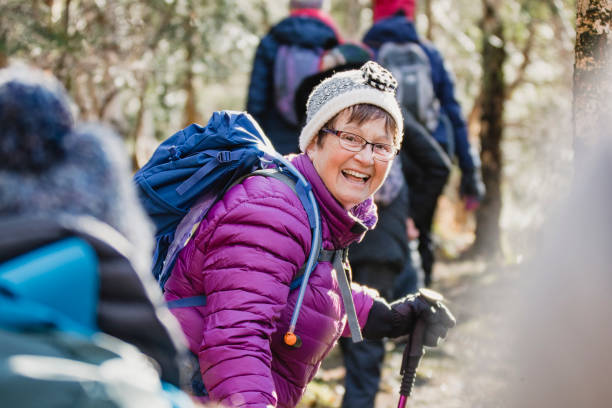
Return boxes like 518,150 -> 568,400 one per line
321,128 -> 397,162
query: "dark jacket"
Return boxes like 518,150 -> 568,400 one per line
348,115 -> 451,293
401,113 -> 452,226
246,15 -> 340,154
0,215 -> 190,387
363,14 -> 478,175
349,183 -> 409,270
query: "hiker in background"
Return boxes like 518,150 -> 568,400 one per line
0,65 -> 191,391
163,61 -> 455,407
363,0 -> 485,286
246,0 -> 341,154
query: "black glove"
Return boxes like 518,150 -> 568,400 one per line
460,169 -> 486,201
362,292 -> 456,347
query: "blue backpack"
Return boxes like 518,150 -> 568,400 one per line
134,111 -> 324,342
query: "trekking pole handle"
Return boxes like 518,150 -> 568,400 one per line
397,288 -> 444,408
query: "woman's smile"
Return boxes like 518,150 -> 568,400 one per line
342,168 -> 371,183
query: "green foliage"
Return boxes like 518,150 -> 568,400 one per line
1,0 -> 576,248
1,0 -> 273,149
409,0 -> 575,256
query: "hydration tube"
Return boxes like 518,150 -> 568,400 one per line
263,152 -> 322,348
284,203 -> 320,348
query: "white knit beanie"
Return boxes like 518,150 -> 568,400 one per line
299,61 -> 404,152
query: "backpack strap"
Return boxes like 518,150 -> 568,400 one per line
166,168 -> 320,310
291,247 -> 335,289
289,246 -> 363,344
332,247 -> 362,343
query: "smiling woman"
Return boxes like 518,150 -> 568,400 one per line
164,61 -> 455,408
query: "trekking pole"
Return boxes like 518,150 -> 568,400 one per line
397,288 -> 444,408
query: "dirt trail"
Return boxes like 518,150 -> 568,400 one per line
299,258 -> 515,408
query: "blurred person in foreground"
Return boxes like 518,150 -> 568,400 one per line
0,64 -> 191,392
165,61 -> 455,407
363,0 -> 485,286
246,0 -> 342,154
500,138 -> 612,407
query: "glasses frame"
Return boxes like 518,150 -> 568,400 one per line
321,128 -> 398,162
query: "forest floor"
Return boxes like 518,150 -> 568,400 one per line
299,256 -> 519,408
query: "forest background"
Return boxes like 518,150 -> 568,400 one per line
0,0 -> 579,263
3,1 -> 612,407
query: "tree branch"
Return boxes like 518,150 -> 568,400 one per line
507,18 -> 536,97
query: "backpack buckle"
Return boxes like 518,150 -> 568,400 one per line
217,151 -> 232,163
169,146 -> 181,161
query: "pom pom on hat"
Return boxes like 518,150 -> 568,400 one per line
0,122 -> 155,267
0,65 -> 74,172
298,61 -> 403,152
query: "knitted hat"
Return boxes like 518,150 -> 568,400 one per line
0,122 -> 154,269
299,61 -> 403,152
0,64 -> 74,172
290,0 -> 324,9
373,0 -> 415,22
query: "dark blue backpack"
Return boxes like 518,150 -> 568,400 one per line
134,111 -> 323,342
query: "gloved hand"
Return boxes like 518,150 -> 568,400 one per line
460,169 -> 486,202
405,217 -> 419,241
362,290 -> 456,347
390,291 -> 456,346
463,195 -> 481,211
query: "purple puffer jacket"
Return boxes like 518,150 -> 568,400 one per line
164,154 -> 380,407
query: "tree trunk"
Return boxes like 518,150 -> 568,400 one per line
573,0 -> 612,160
183,61 -> 199,126
424,0 -> 434,41
131,85 -> 147,171
472,0 -> 506,257
333,0 -> 362,41
183,14 -> 200,127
